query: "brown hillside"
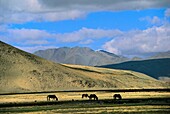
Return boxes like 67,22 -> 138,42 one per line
0,41 -> 168,93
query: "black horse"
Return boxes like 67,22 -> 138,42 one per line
82,94 -> 88,98
88,94 -> 98,100
47,95 -> 58,101
113,94 -> 122,100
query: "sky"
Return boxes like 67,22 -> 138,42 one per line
0,0 -> 170,58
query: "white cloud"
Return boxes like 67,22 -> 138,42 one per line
16,45 -> 58,53
80,39 -> 93,45
23,40 -> 49,45
0,27 -> 122,45
103,24 -> 170,56
1,24 -> 170,56
0,27 -> 54,45
57,27 -> 122,42
8,28 -> 52,40
165,8 -> 170,17
139,16 -> 165,26
0,26 -> 123,51
0,0 -> 170,24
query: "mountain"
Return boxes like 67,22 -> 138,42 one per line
131,57 -> 142,61
149,51 -> 170,59
99,58 -> 170,80
34,47 -> 128,66
0,41 -> 168,93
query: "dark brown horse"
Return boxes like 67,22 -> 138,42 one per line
82,94 -> 88,98
47,95 -> 58,101
88,94 -> 98,100
113,94 -> 122,100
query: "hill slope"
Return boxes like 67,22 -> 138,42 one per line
0,41 -> 168,93
100,58 -> 170,80
34,47 -> 128,66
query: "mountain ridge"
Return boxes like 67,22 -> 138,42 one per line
34,47 -> 170,66
99,58 -> 170,80
34,47 -> 128,66
149,51 -> 170,59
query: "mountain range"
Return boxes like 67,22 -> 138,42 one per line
34,47 -> 128,66
0,41 -> 168,93
34,47 -> 170,81
34,47 -> 170,66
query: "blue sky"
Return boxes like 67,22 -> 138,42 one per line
11,9 -> 165,32
0,0 -> 170,57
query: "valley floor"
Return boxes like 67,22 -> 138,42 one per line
0,89 -> 170,113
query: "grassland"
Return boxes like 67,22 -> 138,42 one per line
0,89 -> 169,113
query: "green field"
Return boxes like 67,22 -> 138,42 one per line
0,89 -> 170,113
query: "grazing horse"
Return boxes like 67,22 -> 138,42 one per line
82,94 -> 88,98
47,95 -> 58,101
88,94 -> 98,100
113,94 -> 122,100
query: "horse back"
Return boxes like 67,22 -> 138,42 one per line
48,95 -> 56,98
82,94 -> 88,98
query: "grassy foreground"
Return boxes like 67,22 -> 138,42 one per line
0,99 -> 169,113
0,90 -> 170,113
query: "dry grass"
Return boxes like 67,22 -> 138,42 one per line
46,105 -> 170,114
0,91 -> 169,114
0,91 -> 169,103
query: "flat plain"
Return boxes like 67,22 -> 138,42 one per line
0,89 -> 169,114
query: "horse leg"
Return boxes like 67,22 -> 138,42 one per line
95,97 -> 98,100
119,96 -> 122,99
